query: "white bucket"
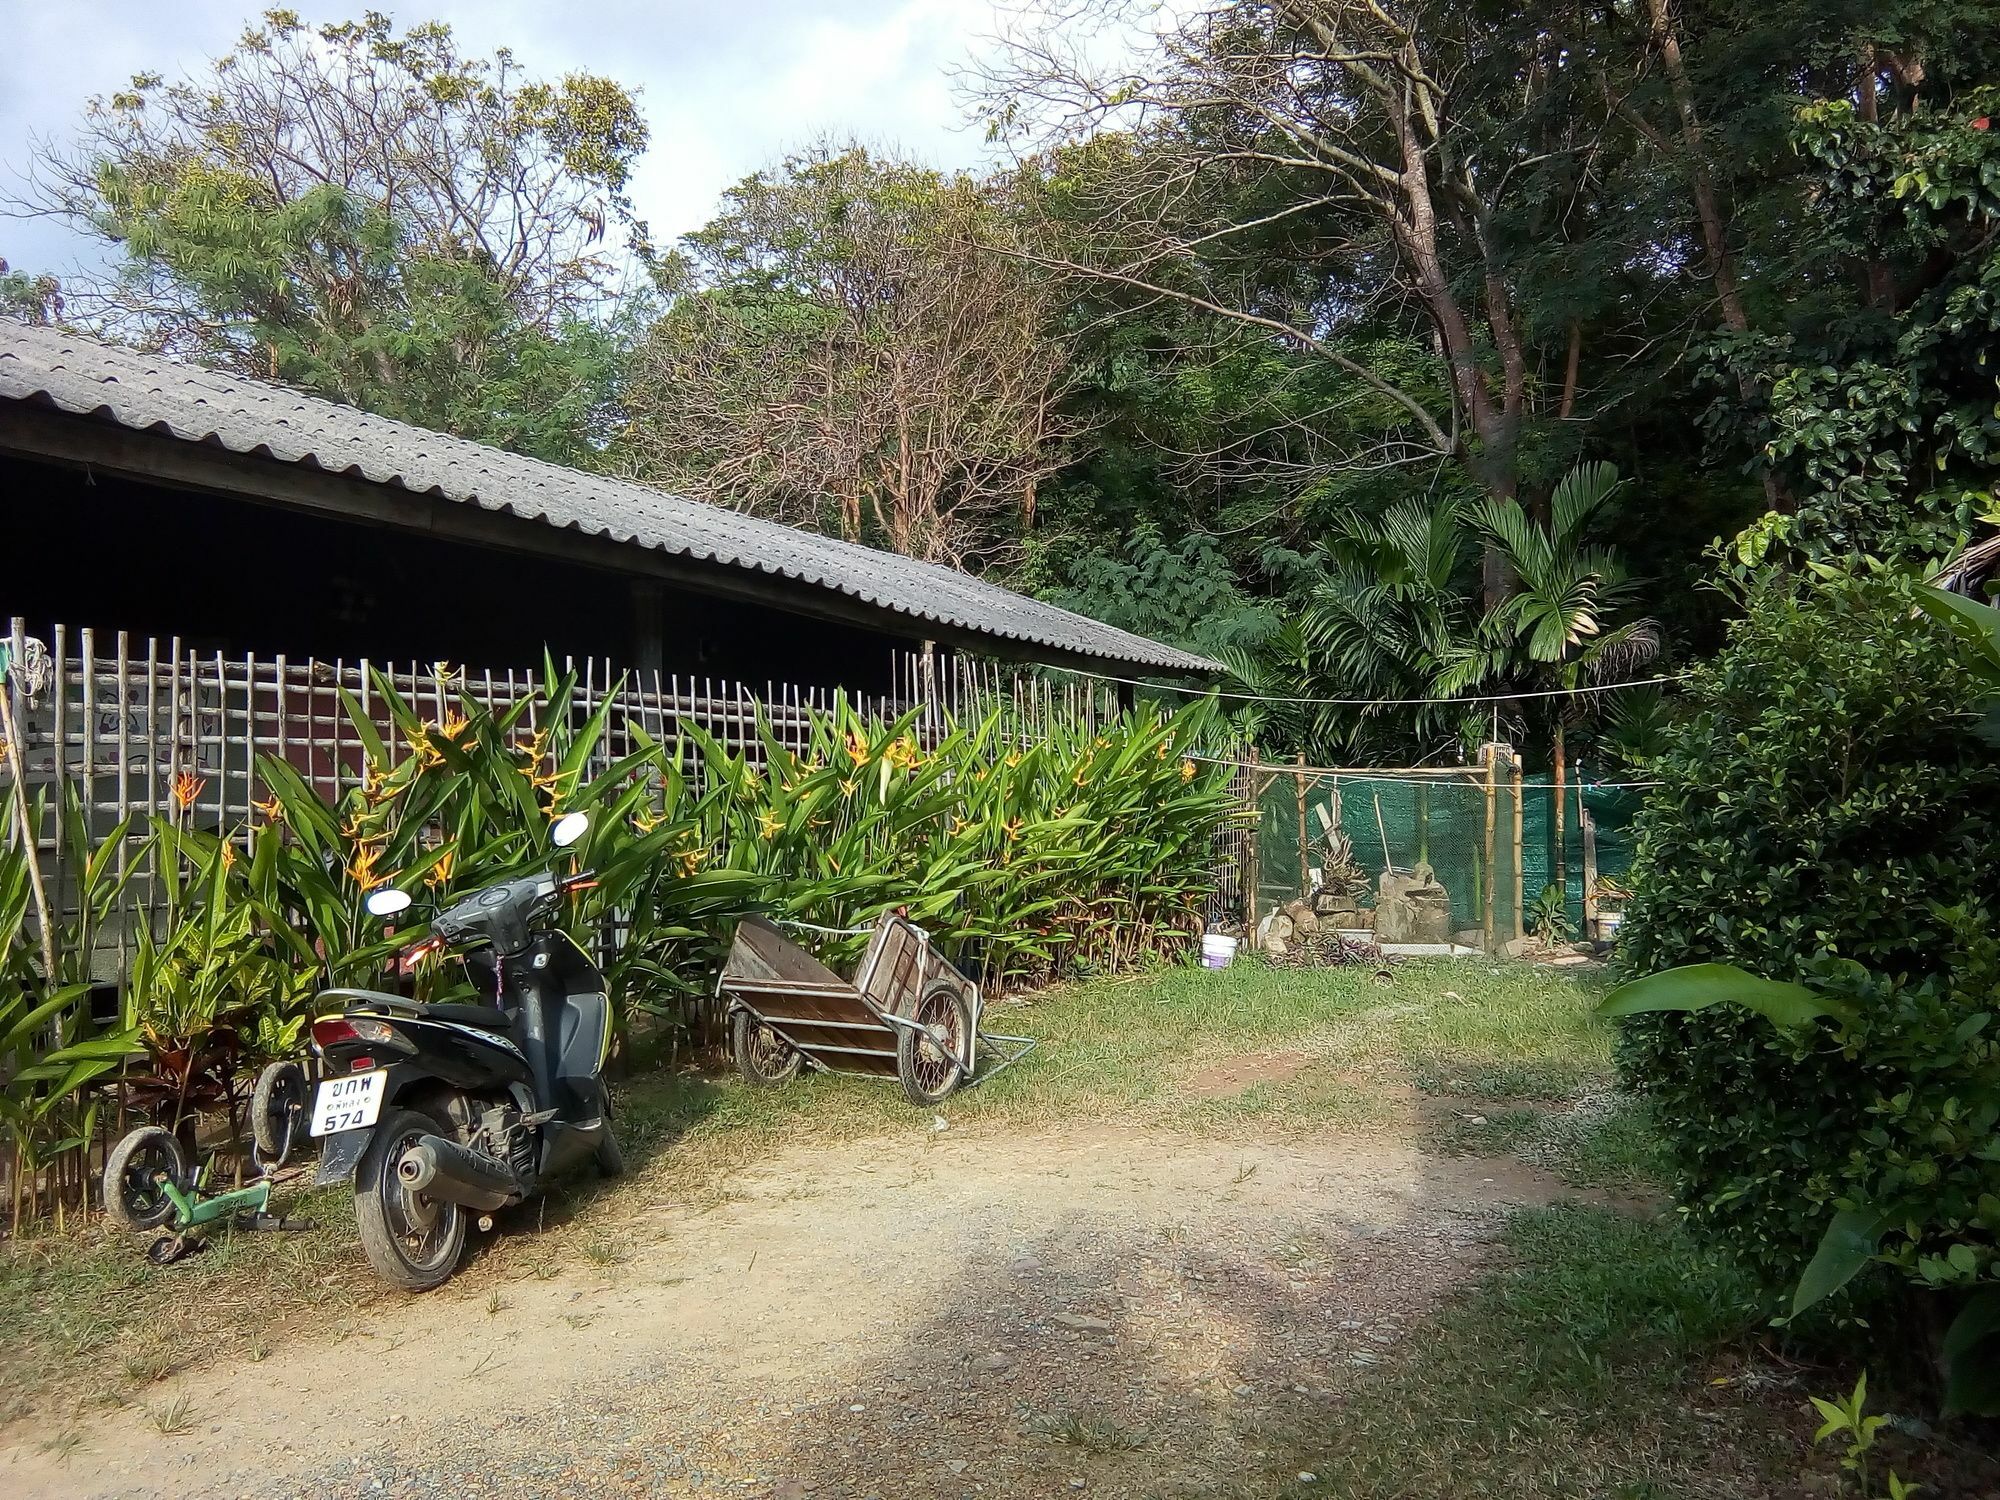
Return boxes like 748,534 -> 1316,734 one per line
1201,932 -> 1239,969
1598,912 -> 1625,942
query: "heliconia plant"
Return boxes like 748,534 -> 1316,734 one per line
0,669 -> 1239,1222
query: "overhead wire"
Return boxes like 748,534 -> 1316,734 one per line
1040,665 -> 1685,709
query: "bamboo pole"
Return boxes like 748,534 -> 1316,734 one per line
1482,744 -> 1498,951
1244,746 -> 1261,934
1294,753 -> 1309,899
1581,790 -> 1601,943
1512,752 -> 1526,943
1553,721 -> 1568,904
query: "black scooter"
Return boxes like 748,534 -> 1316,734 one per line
306,811 -> 621,1290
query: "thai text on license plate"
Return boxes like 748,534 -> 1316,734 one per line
310,1069 -> 385,1136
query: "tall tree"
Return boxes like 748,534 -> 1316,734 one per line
618,145 -> 1078,567
12,9 -> 648,463
980,0 -> 1613,607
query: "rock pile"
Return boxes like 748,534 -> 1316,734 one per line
1253,897 -> 1391,971
1264,927 -> 1391,972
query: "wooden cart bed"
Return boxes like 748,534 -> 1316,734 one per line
717,913 -> 1034,1093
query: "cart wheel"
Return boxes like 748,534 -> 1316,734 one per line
732,1009 -> 803,1086
104,1126 -> 191,1233
896,980 -> 973,1107
252,1060 -> 309,1164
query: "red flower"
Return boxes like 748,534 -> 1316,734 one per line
1973,117 -> 1991,130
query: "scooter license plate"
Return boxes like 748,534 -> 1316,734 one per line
309,1069 -> 386,1137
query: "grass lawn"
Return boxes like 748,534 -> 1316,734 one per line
2,957 -> 1988,1495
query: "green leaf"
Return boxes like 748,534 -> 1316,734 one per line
1914,584 -> 2000,679
1944,1287 -> 2000,1416
1793,1210 -> 1892,1315
1598,963 -> 1855,1029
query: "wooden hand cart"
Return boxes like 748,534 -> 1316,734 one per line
717,913 -> 1037,1106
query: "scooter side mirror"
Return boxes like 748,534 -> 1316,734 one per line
551,811 -> 590,849
365,887 -> 414,918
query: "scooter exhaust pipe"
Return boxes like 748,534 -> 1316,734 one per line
397,1134 -> 517,1213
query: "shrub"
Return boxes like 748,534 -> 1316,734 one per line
1614,574 -> 2000,1301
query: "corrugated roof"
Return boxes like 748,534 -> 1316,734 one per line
0,321 -> 1220,675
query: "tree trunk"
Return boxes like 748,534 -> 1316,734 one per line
1639,0 -> 1792,513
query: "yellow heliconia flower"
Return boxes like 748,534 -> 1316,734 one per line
426,848 -> 456,889
219,841 -> 237,870
633,810 -> 662,834
408,724 -> 447,768
1180,759 -> 1198,782
170,770 -> 206,809
676,847 -> 706,877
757,810 -> 784,840
438,711 -> 471,742
253,795 -> 285,825
1155,740 -> 1171,760
844,729 -> 871,766
348,841 -> 386,890
840,777 -> 859,796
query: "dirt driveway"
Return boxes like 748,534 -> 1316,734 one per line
1,1117 -> 1578,1500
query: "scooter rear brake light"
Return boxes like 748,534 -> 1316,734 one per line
311,1017 -> 359,1050
310,1015 -> 400,1050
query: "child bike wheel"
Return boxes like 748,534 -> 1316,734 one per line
104,1126 -> 190,1232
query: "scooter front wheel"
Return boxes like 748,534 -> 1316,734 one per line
354,1107 -> 467,1292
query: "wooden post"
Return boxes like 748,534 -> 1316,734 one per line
1244,746 -> 1261,934
1294,753 -> 1309,899
1511,751 -> 1526,943
1481,743 -> 1498,952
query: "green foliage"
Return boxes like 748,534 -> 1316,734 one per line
1527,885 -> 1574,945
1214,463 -> 1652,764
0,788 -> 139,1212
1810,1371 -> 1900,1498
1612,574 -> 2000,1319
1717,85 -> 2000,570
1034,524 -> 1279,664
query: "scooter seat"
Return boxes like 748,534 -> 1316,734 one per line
328,990 -> 515,1033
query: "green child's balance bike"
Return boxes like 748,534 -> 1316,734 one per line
102,1061 -> 319,1263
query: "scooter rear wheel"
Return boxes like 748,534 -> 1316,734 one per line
354,1107 -> 467,1292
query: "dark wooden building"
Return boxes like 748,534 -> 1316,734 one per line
0,322 -> 1216,691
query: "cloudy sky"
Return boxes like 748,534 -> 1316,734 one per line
0,0 -> 1018,279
